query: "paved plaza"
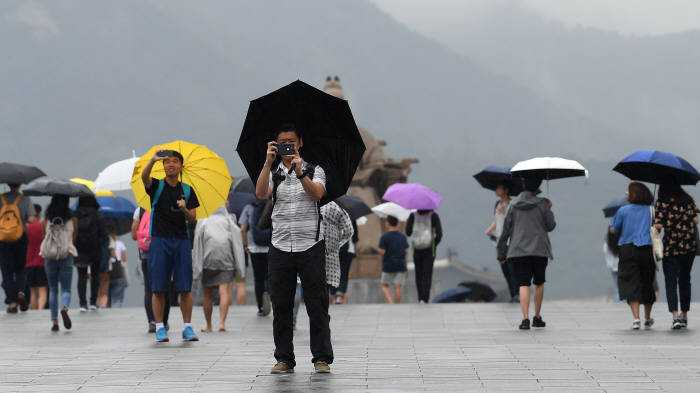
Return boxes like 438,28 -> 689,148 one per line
1,301 -> 699,392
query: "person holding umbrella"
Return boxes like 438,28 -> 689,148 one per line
497,178 -> 556,330
609,182 -> 657,330
255,123 -> 333,374
406,210 -> 443,304
654,183 -> 698,329
140,149 -> 200,343
484,182 -> 519,303
73,195 -> 105,312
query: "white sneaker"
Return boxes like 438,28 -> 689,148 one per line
644,318 -> 655,329
79,307 -> 88,313
89,305 -> 97,311
632,319 -> 641,330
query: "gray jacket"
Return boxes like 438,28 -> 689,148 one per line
497,192 -> 556,261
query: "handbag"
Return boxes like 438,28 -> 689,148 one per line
649,206 -> 663,264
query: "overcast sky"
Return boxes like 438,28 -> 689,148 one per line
370,0 -> 700,37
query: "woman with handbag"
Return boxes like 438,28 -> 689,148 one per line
40,195 -> 78,332
610,182 -> 657,330
654,183 -> 698,330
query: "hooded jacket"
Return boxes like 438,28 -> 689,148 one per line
192,206 -> 246,281
497,192 -> 556,261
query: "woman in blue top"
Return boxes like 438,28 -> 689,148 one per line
610,182 -> 657,330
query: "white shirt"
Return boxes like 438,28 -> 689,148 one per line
115,240 -> 126,262
603,242 -> 619,272
269,161 -> 326,252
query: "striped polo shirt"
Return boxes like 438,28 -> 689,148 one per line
269,161 -> 326,252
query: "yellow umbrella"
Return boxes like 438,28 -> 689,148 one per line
130,141 -> 232,219
69,178 -> 114,197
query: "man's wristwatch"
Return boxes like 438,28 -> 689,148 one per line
297,170 -> 309,179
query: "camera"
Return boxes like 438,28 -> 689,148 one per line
275,143 -> 295,156
157,150 -> 175,158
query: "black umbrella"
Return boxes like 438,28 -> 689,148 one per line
232,176 -> 256,194
602,197 -> 628,218
23,178 -> 94,197
458,281 -> 497,302
0,162 -> 46,184
103,218 -> 132,237
236,80 -> 366,205
613,150 -> 700,185
227,192 -> 257,218
335,195 -> 372,221
473,166 -> 523,196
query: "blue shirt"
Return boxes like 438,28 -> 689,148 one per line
611,204 -> 652,247
379,230 -> 409,273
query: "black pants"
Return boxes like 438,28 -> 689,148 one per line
141,258 -> 170,324
500,261 -> 519,298
413,248 -> 435,302
663,253 -> 695,313
0,235 -> 28,305
331,247 -> 354,297
250,252 -> 269,311
76,254 -> 101,307
269,242 -> 333,367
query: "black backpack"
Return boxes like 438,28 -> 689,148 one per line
250,201 -> 271,246
76,209 -> 100,254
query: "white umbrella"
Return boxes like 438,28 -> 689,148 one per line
510,157 -> 588,194
371,202 -> 412,221
93,154 -> 139,191
356,216 -> 368,226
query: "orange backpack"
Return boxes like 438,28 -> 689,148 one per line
0,194 -> 24,242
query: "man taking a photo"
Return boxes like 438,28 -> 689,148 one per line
256,123 -> 333,374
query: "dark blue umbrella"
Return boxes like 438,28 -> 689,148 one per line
232,176 -> 255,194
603,197 -> 628,218
432,286 -> 471,303
473,166 -> 523,196
227,192 -> 257,218
613,150 -> 700,185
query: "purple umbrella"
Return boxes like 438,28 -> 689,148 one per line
382,183 -> 442,210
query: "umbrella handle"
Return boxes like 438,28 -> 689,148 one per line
288,163 -> 296,175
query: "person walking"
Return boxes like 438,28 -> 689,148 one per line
0,183 -> 36,313
25,204 -> 47,310
141,149 -> 200,343
654,183 -> 698,329
107,226 -> 128,308
406,209 -> 442,303
497,178 -> 556,330
132,207 -> 171,333
73,195 -> 104,312
239,200 -> 272,316
604,230 -> 621,302
192,203 -> 246,332
485,183 -> 519,303
610,182 -> 657,330
331,219 -> 358,304
255,124 -> 333,374
378,216 -> 409,304
40,195 -> 77,332
321,201 -> 353,305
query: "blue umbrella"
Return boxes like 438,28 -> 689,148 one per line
96,196 -> 137,219
614,150 -> 700,185
227,192 -> 257,218
603,197 -> 628,218
473,166 -> 523,196
432,286 -> 471,303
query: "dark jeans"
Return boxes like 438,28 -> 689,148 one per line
269,241 -> 333,367
250,252 -> 269,311
500,261 -> 519,298
663,253 -> 695,313
76,255 -> 101,307
413,248 -> 435,302
0,235 -> 28,304
141,258 -> 170,324
330,247 -> 354,297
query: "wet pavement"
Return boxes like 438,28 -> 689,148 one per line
1,301 -> 699,392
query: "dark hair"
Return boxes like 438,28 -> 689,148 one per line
497,182 -> 511,193
46,195 -> 72,222
658,183 -> 694,206
606,230 -> 620,258
33,204 -> 42,217
171,150 -> 184,165
8,183 -> 20,189
523,177 -> 543,192
274,123 -> 300,140
77,195 -> 100,209
386,215 -> 399,227
627,182 -> 653,205
104,222 -> 116,235
417,209 -> 433,215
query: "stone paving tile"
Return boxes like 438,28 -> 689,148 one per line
1,301 -> 700,392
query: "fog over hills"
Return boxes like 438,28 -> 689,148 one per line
2,0 -> 698,302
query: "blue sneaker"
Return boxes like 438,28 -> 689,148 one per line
182,326 -> 199,342
156,327 -> 169,342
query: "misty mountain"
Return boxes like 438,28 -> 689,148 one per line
1,0 -> 698,302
